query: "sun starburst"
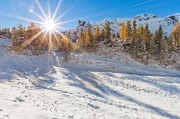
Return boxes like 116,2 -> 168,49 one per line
19,0 -> 69,53
44,20 -> 56,31
0,0 -> 70,65
34,0 -> 66,36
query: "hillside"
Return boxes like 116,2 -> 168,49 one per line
0,39 -> 180,119
65,13 -> 180,41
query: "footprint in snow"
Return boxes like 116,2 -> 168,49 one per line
15,97 -> 25,102
88,103 -> 100,109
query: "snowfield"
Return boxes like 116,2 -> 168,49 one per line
0,39 -> 180,119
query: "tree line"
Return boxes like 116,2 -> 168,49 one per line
9,20 -> 180,65
74,20 -> 180,65
0,27 -> 11,38
10,22 -> 75,59
11,23 -> 47,55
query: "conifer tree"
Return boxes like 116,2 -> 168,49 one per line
158,25 -> 163,54
171,22 -> 180,47
133,39 -> 138,58
7,28 -> 11,38
152,30 -> 158,49
66,33 -> 74,51
137,26 -> 144,41
143,23 -> 151,51
152,25 -> 164,59
100,28 -> 105,40
26,22 -> 44,53
126,21 -> 132,38
86,26 -> 94,49
78,31 -> 85,51
61,36 -> 69,62
116,32 -> 120,39
124,26 -> 127,40
160,37 -> 168,63
11,27 -> 17,48
131,19 -> 137,45
105,22 -> 111,39
120,22 -> 125,40
12,24 -> 26,51
95,25 -> 100,38
158,25 -> 163,41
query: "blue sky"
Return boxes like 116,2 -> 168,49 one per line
0,0 -> 180,30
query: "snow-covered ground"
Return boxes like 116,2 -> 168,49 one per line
0,39 -> 180,119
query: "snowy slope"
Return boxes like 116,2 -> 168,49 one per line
0,39 -> 180,119
65,13 -> 180,41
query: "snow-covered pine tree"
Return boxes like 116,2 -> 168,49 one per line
151,30 -> 158,57
132,38 -> 139,58
12,24 -> 26,51
130,20 -> 138,58
158,25 -> 163,55
131,19 -> 137,47
139,40 -> 147,62
160,37 -> 169,64
11,27 -> 17,49
152,25 -> 163,60
144,23 -> 151,52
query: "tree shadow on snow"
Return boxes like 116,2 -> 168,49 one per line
104,72 -> 180,96
61,64 -> 180,119
0,70 -> 15,82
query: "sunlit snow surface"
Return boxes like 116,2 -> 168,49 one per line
0,39 -> 180,119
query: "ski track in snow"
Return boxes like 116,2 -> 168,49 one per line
0,39 -> 180,119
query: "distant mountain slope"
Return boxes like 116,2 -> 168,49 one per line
64,13 -> 180,41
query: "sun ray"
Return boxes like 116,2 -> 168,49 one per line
31,11 -> 46,22
54,0 -> 76,23
0,11 -> 44,25
52,31 -> 61,48
0,29 -> 45,65
39,29 -> 48,48
0,51 -> 14,65
54,0 -> 146,21
52,0 -> 63,21
48,30 -> 52,53
0,0 -> 80,66
35,0 -> 48,21
47,0 -> 51,21
18,28 -> 46,51
53,28 -> 68,42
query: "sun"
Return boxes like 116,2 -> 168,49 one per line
44,20 -> 56,31
0,0 -> 70,53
